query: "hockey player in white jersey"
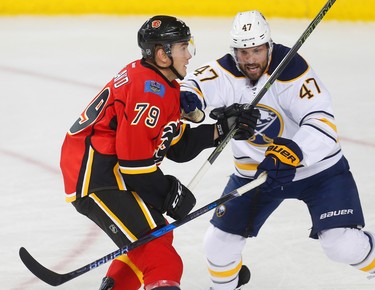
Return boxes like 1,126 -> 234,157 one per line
180,10 -> 375,290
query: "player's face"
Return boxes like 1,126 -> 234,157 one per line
170,38 -> 195,78
235,44 -> 269,81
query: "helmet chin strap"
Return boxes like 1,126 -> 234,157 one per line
162,44 -> 184,80
169,63 -> 184,81
152,55 -> 184,81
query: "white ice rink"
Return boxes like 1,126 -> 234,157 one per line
1,15 -> 375,290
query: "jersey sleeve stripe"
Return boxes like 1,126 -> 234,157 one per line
302,123 -> 337,143
119,164 -> 157,175
318,117 -> 337,132
234,160 -> 258,171
299,110 -> 335,126
65,192 -> 77,203
171,123 -> 186,146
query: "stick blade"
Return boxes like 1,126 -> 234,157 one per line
19,247 -> 66,286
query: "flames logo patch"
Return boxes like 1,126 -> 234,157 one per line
151,20 -> 161,28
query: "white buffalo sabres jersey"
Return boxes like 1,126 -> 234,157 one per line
181,43 -> 342,180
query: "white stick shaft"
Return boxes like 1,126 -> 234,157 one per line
187,160 -> 211,190
236,172 -> 267,196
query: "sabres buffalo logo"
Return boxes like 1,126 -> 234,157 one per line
216,204 -> 226,218
248,104 -> 283,146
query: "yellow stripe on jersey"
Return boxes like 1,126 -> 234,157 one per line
65,192 -> 76,203
180,83 -> 205,100
171,123 -> 186,146
192,86 -> 205,100
82,146 -> 95,197
234,161 -> 258,171
116,254 -> 144,283
360,257 -> 375,272
208,260 -> 243,278
90,193 -> 138,242
130,191 -> 157,229
120,164 -> 157,175
319,117 -> 337,133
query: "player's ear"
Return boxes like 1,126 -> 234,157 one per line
155,46 -> 169,65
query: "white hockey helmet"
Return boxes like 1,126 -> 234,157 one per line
230,10 -> 272,49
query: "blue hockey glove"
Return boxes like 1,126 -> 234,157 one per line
210,104 -> 260,143
255,137 -> 303,191
180,91 -> 205,123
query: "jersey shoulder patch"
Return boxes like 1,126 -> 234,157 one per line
217,54 -> 245,78
268,43 -> 309,82
144,80 -> 166,97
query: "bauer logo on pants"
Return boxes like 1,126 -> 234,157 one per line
320,209 -> 354,220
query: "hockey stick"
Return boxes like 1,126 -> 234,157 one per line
187,0 -> 336,190
19,172 -> 267,286
19,1 -> 335,285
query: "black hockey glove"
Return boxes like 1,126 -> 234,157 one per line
163,175 -> 196,220
180,91 -> 205,123
210,103 -> 260,143
254,137 -> 303,191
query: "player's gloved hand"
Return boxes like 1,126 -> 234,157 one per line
163,175 -> 196,220
180,91 -> 205,123
210,104 -> 260,143
235,105 -> 260,140
254,137 -> 303,191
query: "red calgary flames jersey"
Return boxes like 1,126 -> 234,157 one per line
60,59 -> 183,202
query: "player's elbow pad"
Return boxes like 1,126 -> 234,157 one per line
163,175 -> 196,220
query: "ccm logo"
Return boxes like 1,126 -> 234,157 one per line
320,209 -> 353,220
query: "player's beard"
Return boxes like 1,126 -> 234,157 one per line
239,60 -> 268,82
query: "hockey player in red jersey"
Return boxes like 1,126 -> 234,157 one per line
60,15 -> 259,290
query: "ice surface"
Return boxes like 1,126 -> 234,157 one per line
1,15 -> 374,290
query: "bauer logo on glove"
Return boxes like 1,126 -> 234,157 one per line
265,143 -> 301,166
255,137 -> 303,191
